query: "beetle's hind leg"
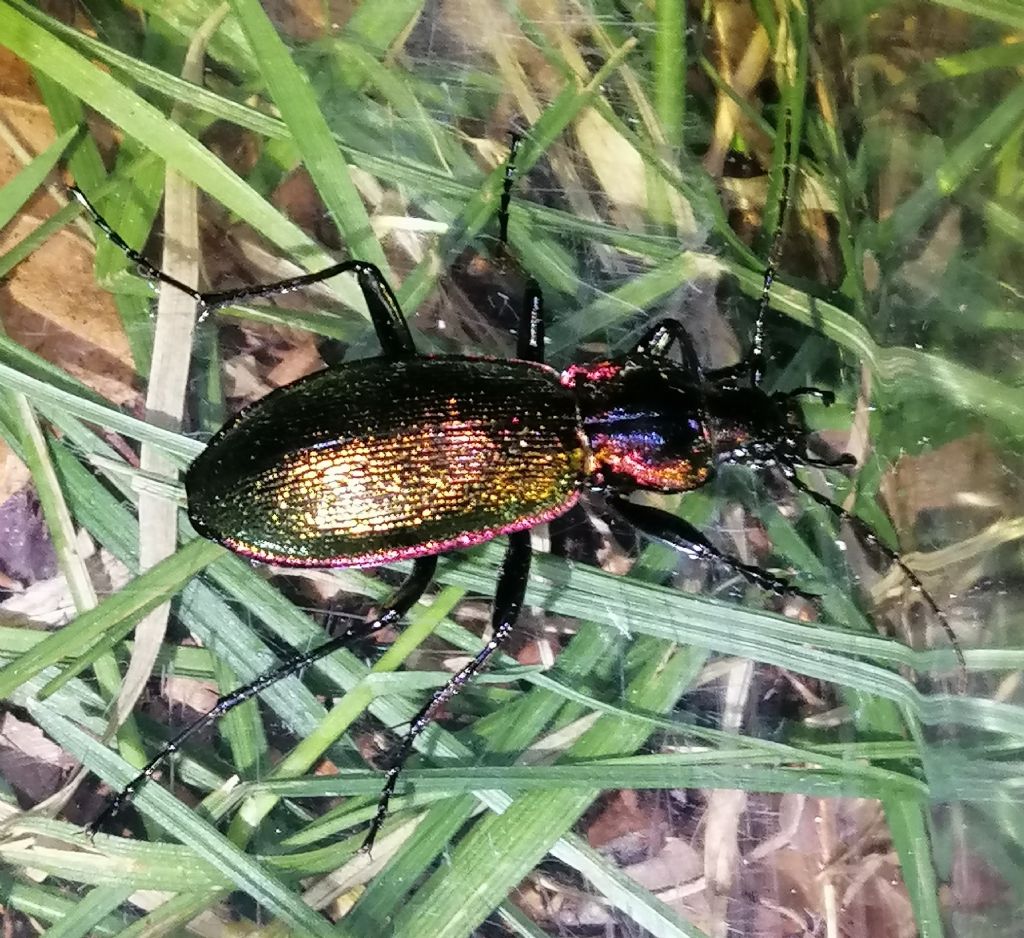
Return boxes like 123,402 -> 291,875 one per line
88,556 -> 437,838
363,530 -> 531,853
201,261 -> 416,358
69,186 -> 416,358
607,494 -> 819,606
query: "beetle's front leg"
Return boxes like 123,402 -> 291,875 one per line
607,494 -> 818,604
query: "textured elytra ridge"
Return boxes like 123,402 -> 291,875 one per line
186,356 -> 589,565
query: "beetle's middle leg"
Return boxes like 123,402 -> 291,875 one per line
68,186 -> 416,358
363,530 -> 532,852
199,260 -> 416,358
517,279 -> 545,362
497,131 -> 546,367
498,133 -> 524,249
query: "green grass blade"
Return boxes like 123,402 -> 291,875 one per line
24,707 -> 339,937
0,126 -> 75,231
36,884 -> 135,938
0,539 -> 222,699
228,0 -> 389,270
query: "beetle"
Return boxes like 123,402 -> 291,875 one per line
71,135 -> 964,852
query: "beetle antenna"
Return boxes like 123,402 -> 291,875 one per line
782,466 -> 967,692
750,153 -> 792,388
498,132 -> 523,249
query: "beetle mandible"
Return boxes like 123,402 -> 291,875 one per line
72,134 -> 964,852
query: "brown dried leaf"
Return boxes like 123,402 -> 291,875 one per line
586,789 -> 665,855
887,432 -> 1014,535
0,44 -> 137,407
0,712 -> 76,803
0,448 -> 30,508
1,216 -> 137,405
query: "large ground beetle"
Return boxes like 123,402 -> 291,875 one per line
71,134 -> 966,853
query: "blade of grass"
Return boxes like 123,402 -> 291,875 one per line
0,126 -> 76,231
653,0 -> 686,150
35,884 -> 135,938
228,0 -> 389,270
395,35 -> 639,313
15,711 -> 339,938
0,358 -> 200,459
224,585 -> 466,846
248,756 -> 922,801
880,81 -> 1024,249
929,0 -> 1024,29
110,2 -> 226,795
0,872 -> 123,937
386,637 -> 700,938
0,538 -> 222,699
0,0 -> 366,308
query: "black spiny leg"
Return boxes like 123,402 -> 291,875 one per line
607,495 -> 819,605
630,319 -> 703,381
496,130 -> 545,367
799,453 -> 858,471
747,123 -> 795,389
69,186 -> 415,358
363,531 -> 532,853
517,279 -> 545,363
354,152 -> 539,843
89,556 -> 438,838
68,186 -> 205,304
698,195 -> 789,392
201,260 -> 415,358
